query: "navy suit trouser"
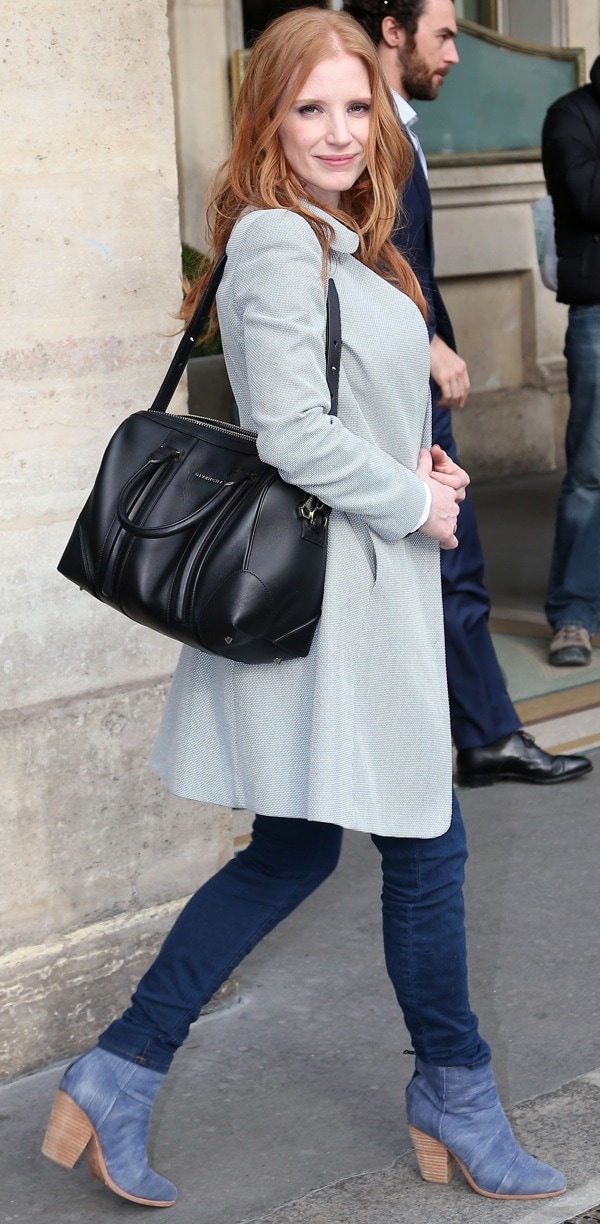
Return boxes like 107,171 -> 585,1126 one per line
432,397 -> 520,749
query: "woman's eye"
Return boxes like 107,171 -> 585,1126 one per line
295,101 -> 370,117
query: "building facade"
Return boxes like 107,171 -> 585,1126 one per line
171,0 -> 600,478
432,1 -> 600,477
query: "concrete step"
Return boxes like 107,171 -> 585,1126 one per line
248,1069 -> 600,1224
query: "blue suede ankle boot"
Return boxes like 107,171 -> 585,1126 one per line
405,1058 -> 566,1200
42,1046 -> 177,1207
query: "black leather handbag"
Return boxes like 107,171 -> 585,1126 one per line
57,255 -> 341,664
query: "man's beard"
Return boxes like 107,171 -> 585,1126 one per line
398,44 -> 447,101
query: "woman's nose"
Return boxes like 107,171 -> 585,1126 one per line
325,111 -> 352,144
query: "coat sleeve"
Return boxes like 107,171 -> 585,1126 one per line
224,209 -> 429,543
543,102 -> 600,229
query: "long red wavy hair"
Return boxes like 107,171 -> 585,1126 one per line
181,7 -> 425,325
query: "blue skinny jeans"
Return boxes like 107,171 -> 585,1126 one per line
99,792 -> 490,1073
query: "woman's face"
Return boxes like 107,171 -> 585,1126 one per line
278,53 -> 371,209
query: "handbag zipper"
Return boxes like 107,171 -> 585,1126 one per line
149,411 -> 258,442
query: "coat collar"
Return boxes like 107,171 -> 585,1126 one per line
304,202 -> 360,255
236,203 -> 359,255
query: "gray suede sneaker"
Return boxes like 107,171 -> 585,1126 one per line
549,625 -> 592,667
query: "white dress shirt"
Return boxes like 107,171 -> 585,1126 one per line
391,88 -> 429,180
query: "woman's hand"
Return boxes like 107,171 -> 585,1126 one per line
429,444 -> 470,501
415,447 -> 468,550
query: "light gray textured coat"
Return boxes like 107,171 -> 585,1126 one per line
151,206 -> 453,838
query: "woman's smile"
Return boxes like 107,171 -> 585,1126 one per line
316,154 -> 359,164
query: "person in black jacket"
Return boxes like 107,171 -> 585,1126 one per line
542,58 -> 600,667
344,0 -> 592,785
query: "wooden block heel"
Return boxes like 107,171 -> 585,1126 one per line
408,1123 -> 455,1184
42,1089 -> 93,1168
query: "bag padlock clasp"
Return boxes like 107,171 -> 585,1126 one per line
298,494 -> 328,531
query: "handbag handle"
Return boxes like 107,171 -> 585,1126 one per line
115,444 -> 257,539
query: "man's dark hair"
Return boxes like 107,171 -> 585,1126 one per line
343,0 -> 429,48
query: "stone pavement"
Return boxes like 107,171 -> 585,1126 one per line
2,759 -> 600,1224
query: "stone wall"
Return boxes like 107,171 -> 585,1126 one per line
431,161 -> 570,481
0,0 -> 233,1079
565,0 -> 600,75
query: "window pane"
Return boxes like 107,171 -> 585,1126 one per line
455,0 -> 496,27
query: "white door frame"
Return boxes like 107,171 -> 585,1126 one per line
495,0 -> 567,45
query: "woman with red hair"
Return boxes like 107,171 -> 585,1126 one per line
42,8 -> 565,1209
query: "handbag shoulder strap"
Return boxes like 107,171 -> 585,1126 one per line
150,253 -> 341,418
150,253 -> 227,415
325,278 -> 341,419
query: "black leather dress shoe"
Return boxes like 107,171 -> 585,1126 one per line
455,730 -> 593,788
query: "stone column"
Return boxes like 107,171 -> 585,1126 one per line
168,0 -> 238,251
431,162 -> 570,478
565,0 -> 600,73
0,0 -> 233,1078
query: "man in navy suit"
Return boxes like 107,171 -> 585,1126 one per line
345,0 -> 592,786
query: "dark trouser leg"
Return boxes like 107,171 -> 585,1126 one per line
433,399 -> 520,750
546,305 -> 600,635
99,815 -> 343,1071
371,791 -> 490,1067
